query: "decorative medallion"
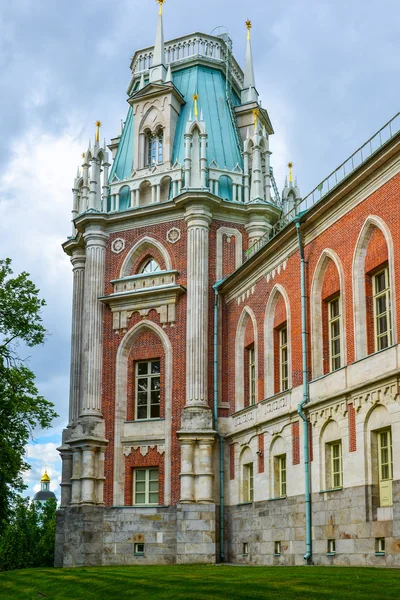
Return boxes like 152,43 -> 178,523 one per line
111,238 -> 126,254
167,227 -> 181,244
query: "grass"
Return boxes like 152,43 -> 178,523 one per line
0,564 -> 399,600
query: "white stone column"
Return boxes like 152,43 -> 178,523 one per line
151,185 -> 156,204
81,163 -> 89,212
156,183 -> 161,203
264,148 -> 272,203
96,447 -> 106,505
71,186 -> 79,236
200,133 -> 207,188
59,450 -> 73,507
70,448 -> 82,505
250,144 -> 263,201
184,205 -> 211,406
80,226 -> 108,417
81,446 -> 96,504
180,439 -> 195,502
184,133 -> 192,188
69,249 -> 86,424
243,153 -> 250,203
196,439 -> 214,503
101,160 -> 110,212
89,157 -> 99,210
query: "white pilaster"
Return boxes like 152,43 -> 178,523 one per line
69,249 -> 86,424
179,439 -> 196,503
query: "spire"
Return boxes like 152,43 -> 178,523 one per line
288,162 -> 293,185
165,63 -> 172,83
193,94 -> 199,119
242,20 -> 259,104
150,0 -> 167,83
95,121 -> 102,144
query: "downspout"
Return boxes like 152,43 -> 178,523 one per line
213,282 -> 225,563
294,214 -> 312,565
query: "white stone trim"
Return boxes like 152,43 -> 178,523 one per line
120,236 -> 172,277
216,227 -> 243,281
264,284 -> 292,399
113,320 -> 172,506
235,306 -> 259,412
310,249 -> 347,379
352,215 -> 397,360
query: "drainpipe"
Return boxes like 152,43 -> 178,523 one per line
213,281 -> 225,563
294,214 -> 312,565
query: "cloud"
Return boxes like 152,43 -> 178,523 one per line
25,442 -> 61,496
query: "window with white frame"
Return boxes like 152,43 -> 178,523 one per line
243,463 -> 254,502
328,441 -> 343,489
249,346 -> 256,406
279,326 -> 289,391
140,259 -> 161,274
378,429 -> 393,507
134,469 -> 159,505
328,297 -> 341,371
275,454 -> 287,497
136,360 -> 161,420
146,130 -> 163,166
373,268 -> 392,351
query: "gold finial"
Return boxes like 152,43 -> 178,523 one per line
253,108 -> 259,131
156,0 -> 165,15
246,20 -> 252,40
81,153 -> 85,172
288,162 -> 293,183
193,93 -> 199,118
95,121 -> 102,143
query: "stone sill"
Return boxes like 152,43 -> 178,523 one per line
124,418 -> 165,424
319,487 -> 343,494
268,496 -> 287,502
375,552 -> 386,556
273,554 -> 281,557
111,505 -> 169,509
326,552 -> 336,556
237,502 -> 253,506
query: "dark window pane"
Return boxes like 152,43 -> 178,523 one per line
138,363 -> 148,376
151,361 -> 161,374
331,320 -> 340,338
377,315 -> 388,335
137,392 -> 148,406
151,377 -> 161,391
330,299 -> 339,318
137,405 -> 147,419
151,404 -> 160,419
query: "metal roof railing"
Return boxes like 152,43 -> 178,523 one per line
245,112 -> 400,261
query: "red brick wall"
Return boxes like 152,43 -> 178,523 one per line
292,421 -> 300,465
348,403 -> 357,452
124,447 -> 165,506
258,434 -> 265,473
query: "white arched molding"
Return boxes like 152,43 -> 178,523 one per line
352,215 -> 397,360
120,236 -> 172,278
235,306 -> 258,412
264,284 -> 292,399
310,249 -> 346,379
364,403 -> 392,486
113,320 -> 173,506
216,227 -> 243,281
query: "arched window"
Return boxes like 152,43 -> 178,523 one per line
146,130 -> 163,166
264,285 -> 292,398
320,420 -> 343,491
140,259 -> 161,274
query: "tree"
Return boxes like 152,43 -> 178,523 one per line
0,258 -> 58,534
0,496 -> 57,571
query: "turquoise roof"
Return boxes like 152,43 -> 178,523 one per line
109,64 -> 243,196
172,65 -> 242,171
109,106 -> 135,182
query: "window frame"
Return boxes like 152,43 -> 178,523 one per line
140,259 -> 161,274
328,296 -> 341,372
133,468 -> 159,506
146,130 -> 164,167
135,359 -> 161,421
243,462 -> 254,502
378,428 -> 393,507
276,454 -> 287,498
248,345 -> 256,406
329,440 -> 343,489
373,267 -> 392,352
279,326 -> 289,392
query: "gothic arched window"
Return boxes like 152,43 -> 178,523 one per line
146,130 -> 164,166
140,259 -> 161,274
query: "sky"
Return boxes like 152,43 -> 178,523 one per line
0,0 -> 399,499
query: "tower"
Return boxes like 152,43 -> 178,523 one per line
57,7 -> 282,567
33,470 -> 57,503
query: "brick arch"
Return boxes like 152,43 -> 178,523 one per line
113,320 -> 172,506
352,216 -> 396,360
310,249 -> 346,379
264,284 -> 291,398
235,306 -> 259,412
120,236 -> 172,278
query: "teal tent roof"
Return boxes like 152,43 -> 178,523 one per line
172,65 -> 242,170
109,64 -> 243,185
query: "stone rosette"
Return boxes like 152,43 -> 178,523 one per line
166,227 -> 181,244
111,238 -> 126,254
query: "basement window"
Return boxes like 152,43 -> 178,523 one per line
134,543 -> 145,556
375,538 -> 385,555
327,539 -> 336,555
274,541 -> 281,556
242,542 -> 248,556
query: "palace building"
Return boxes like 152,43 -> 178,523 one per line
56,1 -> 400,567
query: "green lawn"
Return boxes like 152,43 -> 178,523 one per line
0,565 -> 399,600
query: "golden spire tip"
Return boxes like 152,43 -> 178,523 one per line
288,162 -> 293,183
95,121 -> 102,143
193,93 -> 199,118
156,0 -> 165,15
246,19 -> 252,39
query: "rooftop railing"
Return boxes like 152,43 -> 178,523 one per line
245,112 -> 400,261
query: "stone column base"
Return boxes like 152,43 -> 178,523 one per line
176,503 -> 216,564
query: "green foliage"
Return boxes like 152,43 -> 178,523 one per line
0,259 -> 58,534
0,496 -> 57,571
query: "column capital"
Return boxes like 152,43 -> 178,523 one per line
70,248 -> 86,270
83,226 -> 109,248
184,203 -> 213,229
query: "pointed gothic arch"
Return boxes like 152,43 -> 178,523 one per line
264,284 -> 292,398
310,249 -> 346,379
352,215 -> 396,360
113,320 -> 173,506
120,236 -> 172,278
235,306 -> 259,412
